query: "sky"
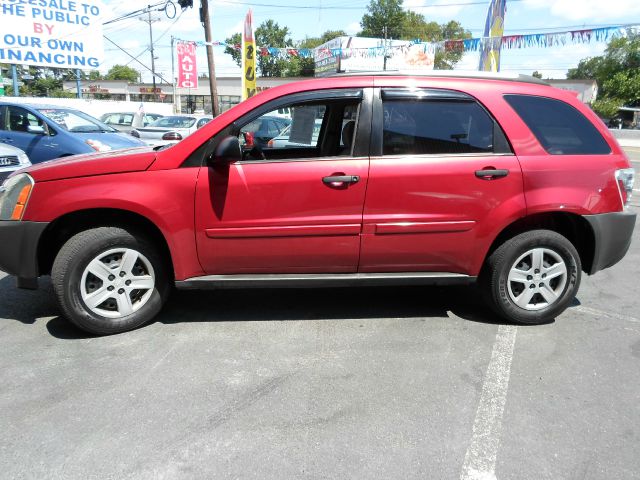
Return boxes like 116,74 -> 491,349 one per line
98,0 -> 640,82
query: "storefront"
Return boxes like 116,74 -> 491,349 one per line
63,77 -> 303,114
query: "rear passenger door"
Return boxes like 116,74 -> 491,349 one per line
360,88 -> 526,275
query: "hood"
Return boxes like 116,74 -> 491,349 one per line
25,147 -> 157,182
72,131 -> 146,149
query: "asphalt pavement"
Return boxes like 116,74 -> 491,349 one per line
1,149 -> 639,480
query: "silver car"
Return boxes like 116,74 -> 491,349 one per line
131,115 -> 212,146
0,144 -> 31,184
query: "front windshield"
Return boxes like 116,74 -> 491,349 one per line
149,116 -> 196,128
38,108 -> 117,133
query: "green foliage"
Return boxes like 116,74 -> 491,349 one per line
360,0 -> 406,39
532,71 -> 543,79
224,32 -> 242,68
105,64 -> 139,82
591,97 -> 624,118
568,32 -> 640,107
398,14 -> 470,69
224,27 -> 347,77
256,20 -> 293,77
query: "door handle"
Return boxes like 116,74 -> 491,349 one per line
475,169 -> 509,180
322,175 -> 360,186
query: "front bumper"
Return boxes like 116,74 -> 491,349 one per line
584,211 -> 637,274
0,220 -> 49,289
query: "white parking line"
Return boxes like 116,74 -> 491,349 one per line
460,325 -> 518,480
573,305 -> 640,323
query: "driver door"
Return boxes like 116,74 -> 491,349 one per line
194,89 -> 370,274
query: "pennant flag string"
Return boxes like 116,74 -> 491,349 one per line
173,25 -> 633,61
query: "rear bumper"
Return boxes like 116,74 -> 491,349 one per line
0,220 -> 49,289
584,211 -> 636,274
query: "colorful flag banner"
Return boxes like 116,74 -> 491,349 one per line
176,41 -> 197,88
173,25 -> 630,64
242,9 -> 257,100
478,0 -> 507,71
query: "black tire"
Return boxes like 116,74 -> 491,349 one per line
482,229 -> 581,324
51,227 -> 170,335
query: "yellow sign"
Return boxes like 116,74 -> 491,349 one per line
242,9 -> 257,100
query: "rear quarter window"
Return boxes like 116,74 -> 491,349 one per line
504,94 -> 611,155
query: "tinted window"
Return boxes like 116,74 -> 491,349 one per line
383,100 -> 495,155
504,95 -> 611,155
5,107 -> 45,133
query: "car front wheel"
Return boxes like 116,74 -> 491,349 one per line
483,229 -> 581,324
51,227 -> 170,335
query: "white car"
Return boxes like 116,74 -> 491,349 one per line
99,111 -> 164,133
131,115 -> 212,146
0,144 -> 31,184
266,119 -> 323,148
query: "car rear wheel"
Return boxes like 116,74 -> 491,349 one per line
483,229 -> 581,324
51,227 -> 170,335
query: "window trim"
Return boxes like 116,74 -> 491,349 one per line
181,88 -> 370,168
372,88 -> 512,157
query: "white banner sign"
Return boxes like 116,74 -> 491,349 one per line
0,0 -> 105,70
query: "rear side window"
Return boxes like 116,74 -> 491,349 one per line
382,99 -> 502,156
504,94 -> 611,155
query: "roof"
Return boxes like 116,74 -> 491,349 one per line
332,70 -> 550,86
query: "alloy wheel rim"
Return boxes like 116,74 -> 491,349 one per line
507,247 -> 567,311
80,248 -> 155,319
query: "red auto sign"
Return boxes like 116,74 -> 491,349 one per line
177,42 -> 197,88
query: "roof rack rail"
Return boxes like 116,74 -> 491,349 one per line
330,70 -> 550,86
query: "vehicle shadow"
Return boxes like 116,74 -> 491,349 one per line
155,284 -> 508,327
0,274 -> 529,339
0,275 -> 58,325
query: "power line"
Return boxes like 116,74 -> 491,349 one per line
215,0 -> 525,10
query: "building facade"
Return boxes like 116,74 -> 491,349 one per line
62,77 -> 306,114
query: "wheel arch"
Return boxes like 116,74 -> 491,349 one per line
485,211 -> 595,274
37,208 -> 174,280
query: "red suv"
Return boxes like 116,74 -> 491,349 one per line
0,73 -> 635,335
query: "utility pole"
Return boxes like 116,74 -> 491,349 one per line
383,26 -> 388,71
200,0 -> 219,116
140,6 -> 160,101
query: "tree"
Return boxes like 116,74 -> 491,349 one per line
568,32 -> 640,114
225,26 -> 346,77
224,32 -> 242,68
225,20 -> 294,77
255,20 -> 293,77
286,30 -> 347,77
105,64 -> 139,82
360,0 -> 406,39
398,14 -> 471,69
532,71 -> 543,79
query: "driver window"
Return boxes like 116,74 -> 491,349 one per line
6,107 -> 44,134
237,100 -> 359,161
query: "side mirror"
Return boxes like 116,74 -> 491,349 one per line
209,135 -> 241,167
27,125 -> 45,135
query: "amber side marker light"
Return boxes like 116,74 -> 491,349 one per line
11,184 -> 32,220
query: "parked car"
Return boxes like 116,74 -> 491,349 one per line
131,115 -> 212,146
239,115 -> 290,151
0,143 -> 31,184
0,102 -> 145,164
99,111 -> 164,133
0,72 -> 635,335
266,119 -> 323,148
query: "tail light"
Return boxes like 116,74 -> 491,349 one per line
243,131 -> 254,148
162,132 -> 183,141
130,129 -> 140,138
267,139 -> 274,148
615,168 -> 635,208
